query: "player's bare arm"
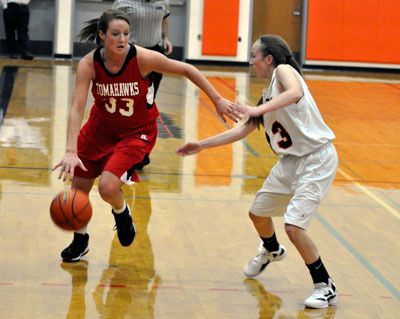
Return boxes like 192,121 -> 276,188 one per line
52,54 -> 92,180
177,121 -> 256,156
137,47 -> 241,123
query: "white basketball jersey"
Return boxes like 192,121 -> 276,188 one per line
262,65 -> 335,157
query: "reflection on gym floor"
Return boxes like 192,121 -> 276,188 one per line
0,59 -> 399,318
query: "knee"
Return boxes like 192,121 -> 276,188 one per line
249,212 -> 272,228
284,224 -> 303,243
98,182 -> 117,202
248,211 -> 259,222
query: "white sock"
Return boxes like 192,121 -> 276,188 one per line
76,225 -> 88,234
113,202 -> 127,214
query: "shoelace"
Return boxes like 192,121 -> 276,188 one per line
310,283 -> 328,297
252,252 -> 268,265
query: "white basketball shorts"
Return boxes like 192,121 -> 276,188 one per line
250,142 -> 338,230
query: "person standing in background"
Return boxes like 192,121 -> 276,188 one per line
1,0 -> 34,60
112,0 -> 173,169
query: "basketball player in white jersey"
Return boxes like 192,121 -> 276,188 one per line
176,35 -> 338,309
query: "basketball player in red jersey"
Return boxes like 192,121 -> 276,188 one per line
52,9 -> 241,262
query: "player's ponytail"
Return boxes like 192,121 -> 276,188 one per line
79,18 -> 100,43
246,96 -> 264,129
78,9 -> 131,45
286,56 -> 302,75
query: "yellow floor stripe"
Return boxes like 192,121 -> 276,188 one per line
338,168 -> 400,220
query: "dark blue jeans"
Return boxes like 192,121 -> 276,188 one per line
3,3 -> 31,56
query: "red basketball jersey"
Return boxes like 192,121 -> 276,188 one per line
90,44 -> 159,129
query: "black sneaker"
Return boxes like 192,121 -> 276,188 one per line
61,233 -> 89,262
132,153 -> 150,171
112,206 -> 136,246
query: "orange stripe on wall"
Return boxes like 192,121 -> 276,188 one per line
341,0 -> 378,62
202,0 -> 239,56
306,0 -> 344,61
306,0 -> 400,64
195,77 -> 236,186
376,0 -> 400,63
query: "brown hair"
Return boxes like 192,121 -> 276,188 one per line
257,34 -> 302,76
78,9 -> 130,44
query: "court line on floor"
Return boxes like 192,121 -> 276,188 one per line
0,191 -> 392,210
337,168 -> 400,220
323,169 -> 400,300
316,213 -> 400,300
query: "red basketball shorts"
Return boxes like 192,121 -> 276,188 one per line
74,114 -> 157,183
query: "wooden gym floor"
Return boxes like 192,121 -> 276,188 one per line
0,58 -> 399,319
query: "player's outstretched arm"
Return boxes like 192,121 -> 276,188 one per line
137,48 -> 242,123
177,121 -> 256,156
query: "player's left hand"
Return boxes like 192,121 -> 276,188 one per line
176,142 -> 202,156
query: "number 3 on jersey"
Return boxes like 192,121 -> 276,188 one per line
105,97 -> 134,117
272,121 -> 293,149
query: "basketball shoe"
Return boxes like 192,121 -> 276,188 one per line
304,278 -> 338,309
244,242 -> 287,277
61,233 -> 89,262
112,205 -> 136,246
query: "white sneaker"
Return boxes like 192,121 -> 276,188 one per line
304,278 -> 338,309
244,243 -> 287,277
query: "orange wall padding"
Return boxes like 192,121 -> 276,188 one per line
202,0 -> 240,56
306,0 -> 400,64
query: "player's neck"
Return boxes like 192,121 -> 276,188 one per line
265,66 -> 275,79
101,47 -> 129,72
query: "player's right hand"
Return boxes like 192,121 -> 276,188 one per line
52,152 -> 87,181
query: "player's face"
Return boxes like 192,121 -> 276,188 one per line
100,19 -> 130,54
250,43 -> 270,78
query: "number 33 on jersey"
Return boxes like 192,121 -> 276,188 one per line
90,44 -> 160,129
104,97 -> 135,117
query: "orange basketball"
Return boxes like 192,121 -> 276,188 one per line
50,189 -> 92,231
